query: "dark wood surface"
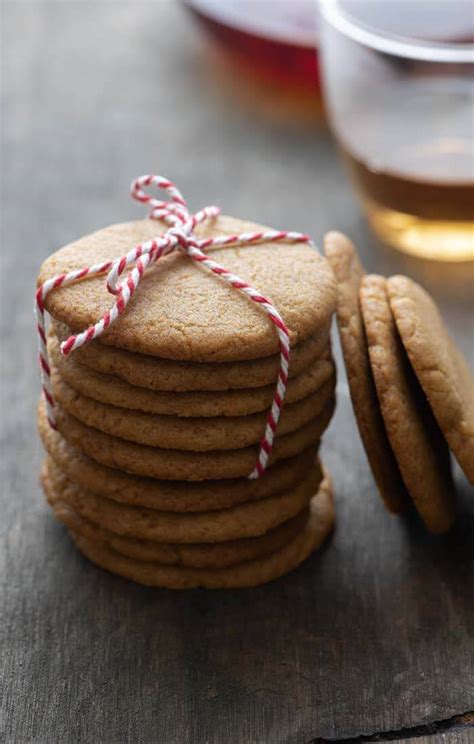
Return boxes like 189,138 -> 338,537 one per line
1,3 -> 473,742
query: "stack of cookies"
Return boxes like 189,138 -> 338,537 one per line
325,232 -> 474,534
37,216 -> 338,588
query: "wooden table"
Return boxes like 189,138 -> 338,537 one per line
2,3 -> 473,742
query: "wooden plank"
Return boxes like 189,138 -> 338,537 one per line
386,729 -> 474,744
1,2 -> 473,742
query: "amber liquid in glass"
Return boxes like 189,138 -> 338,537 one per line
341,139 -> 474,262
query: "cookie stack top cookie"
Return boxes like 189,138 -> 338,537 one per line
38,216 -> 336,362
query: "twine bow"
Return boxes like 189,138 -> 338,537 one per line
36,175 -> 314,478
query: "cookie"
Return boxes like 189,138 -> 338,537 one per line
38,217 -> 336,361
48,331 -> 335,416
387,275 -> 474,485
53,318 -> 331,392
38,407 -> 318,511
42,463 -> 309,567
323,231 -> 408,512
50,363 -> 336,450
68,478 -> 335,589
360,275 -> 456,534
43,456 -> 323,542
41,397 -> 335,480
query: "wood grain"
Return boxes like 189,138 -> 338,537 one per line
1,2 -> 473,742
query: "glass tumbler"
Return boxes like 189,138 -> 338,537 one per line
320,0 -> 474,261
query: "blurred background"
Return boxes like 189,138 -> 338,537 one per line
3,0 -> 473,290
1,3 -> 474,741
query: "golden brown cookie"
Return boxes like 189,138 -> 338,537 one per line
48,332 -> 335,416
360,275 -> 456,534
324,231 -> 408,512
50,362 -> 335,450
387,275 -> 474,485
42,464 -> 309,568
53,318 -> 331,392
68,478 -> 335,589
39,217 -> 336,361
42,397 -> 335,480
43,457 -> 323,542
38,406 -> 319,511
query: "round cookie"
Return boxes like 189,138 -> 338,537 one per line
68,479 -> 335,589
38,406 -> 319,511
43,457 -> 322,542
387,275 -> 474,485
44,397 -> 335,480
50,363 -> 336,450
53,319 -> 331,392
39,216 -> 336,361
323,231 -> 408,513
42,465 -> 309,568
48,332 -> 335,417
360,275 -> 456,534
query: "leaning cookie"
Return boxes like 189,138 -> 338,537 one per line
324,232 -> 408,512
68,477 -> 336,589
360,275 -> 456,534
387,275 -> 474,485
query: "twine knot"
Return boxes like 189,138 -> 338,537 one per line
36,174 -> 314,478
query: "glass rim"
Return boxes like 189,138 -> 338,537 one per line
320,0 -> 474,63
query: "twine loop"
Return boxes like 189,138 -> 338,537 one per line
36,174 -> 314,478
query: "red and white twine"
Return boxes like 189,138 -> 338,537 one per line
36,175 -> 314,478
